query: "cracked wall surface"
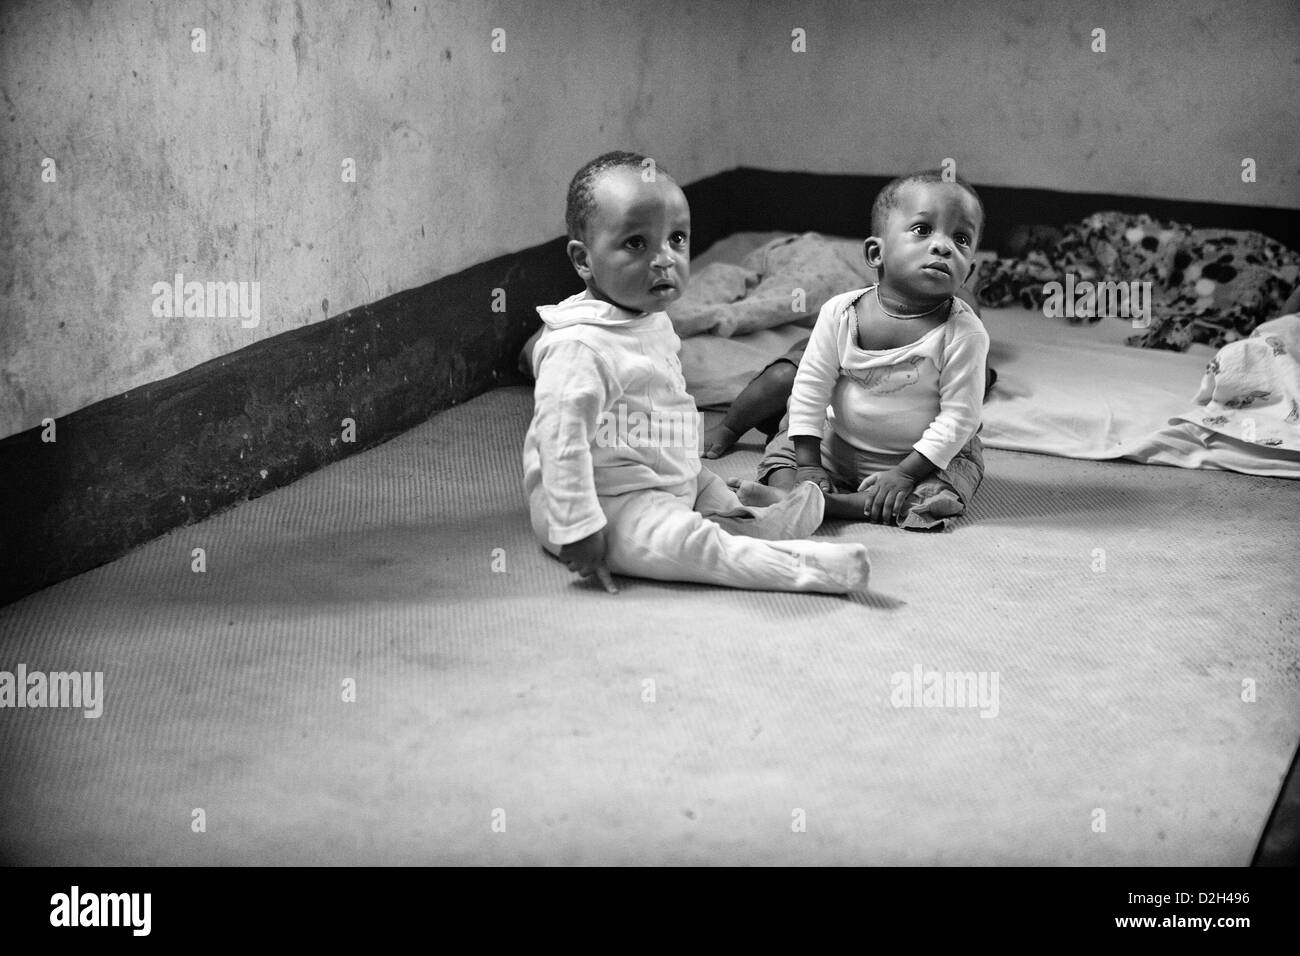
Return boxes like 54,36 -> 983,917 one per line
0,0 -> 743,438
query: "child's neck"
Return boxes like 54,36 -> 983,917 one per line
584,286 -> 649,316
874,282 -> 951,320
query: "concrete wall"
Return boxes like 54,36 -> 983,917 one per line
0,0 -> 741,439
3,0 -> 1297,440
739,0 -> 1300,207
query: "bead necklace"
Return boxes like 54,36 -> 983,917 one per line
875,286 -> 951,320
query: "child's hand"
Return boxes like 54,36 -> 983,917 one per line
795,464 -> 834,494
860,468 -> 917,524
558,529 -> 619,593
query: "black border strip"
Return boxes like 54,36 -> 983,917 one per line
727,167 -> 1300,253
1251,739 -> 1300,866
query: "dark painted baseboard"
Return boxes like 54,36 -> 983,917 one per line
727,167 -> 1300,254
0,168 -> 1294,606
0,237 -> 574,607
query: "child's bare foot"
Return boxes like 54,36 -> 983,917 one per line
702,423 -> 741,459
725,478 -> 792,506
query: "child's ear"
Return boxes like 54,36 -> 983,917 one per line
567,239 -> 592,281
863,237 -> 884,271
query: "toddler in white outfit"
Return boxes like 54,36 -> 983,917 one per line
522,152 -> 871,593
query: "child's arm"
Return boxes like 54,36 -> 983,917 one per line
786,298 -> 847,491
532,340 -> 619,592
915,328 -> 988,469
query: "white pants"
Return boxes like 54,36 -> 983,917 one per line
530,469 -> 869,593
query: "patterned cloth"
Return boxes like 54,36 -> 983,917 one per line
975,211 -> 1300,351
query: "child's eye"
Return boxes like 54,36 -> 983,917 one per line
955,233 -> 971,246
911,224 -> 931,236
624,237 -> 645,250
671,232 -> 688,245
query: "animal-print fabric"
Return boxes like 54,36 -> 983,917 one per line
976,211 -> 1300,351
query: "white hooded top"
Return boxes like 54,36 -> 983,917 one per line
523,292 -> 703,546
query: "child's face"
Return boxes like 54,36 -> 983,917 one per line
868,182 -> 981,303
569,167 -> 690,314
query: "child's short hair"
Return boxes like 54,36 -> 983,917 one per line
871,170 -> 984,243
565,150 -> 670,241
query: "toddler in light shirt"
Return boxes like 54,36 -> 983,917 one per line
734,171 -> 990,530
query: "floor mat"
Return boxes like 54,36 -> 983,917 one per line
0,386 -> 1296,864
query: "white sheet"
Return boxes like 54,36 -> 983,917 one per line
977,307 -> 1300,476
977,304 -> 1208,456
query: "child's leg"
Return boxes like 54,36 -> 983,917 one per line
752,414 -> 799,490
727,417 -> 824,503
600,485 -> 870,593
703,342 -> 807,458
692,468 -> 824,540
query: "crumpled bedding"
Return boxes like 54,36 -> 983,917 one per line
1178,313 -> 1300,450
1119,313 -> 1300,474
975,211 -> 1300,352
668,232 -> 872,338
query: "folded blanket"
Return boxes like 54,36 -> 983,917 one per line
668,232 -> 872,338
976,211 -> 1300,352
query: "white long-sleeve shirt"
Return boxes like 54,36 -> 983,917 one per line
522,292 -> 703,546
787,287 -> 989,470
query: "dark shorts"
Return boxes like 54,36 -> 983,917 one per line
757,419 -> 986,530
